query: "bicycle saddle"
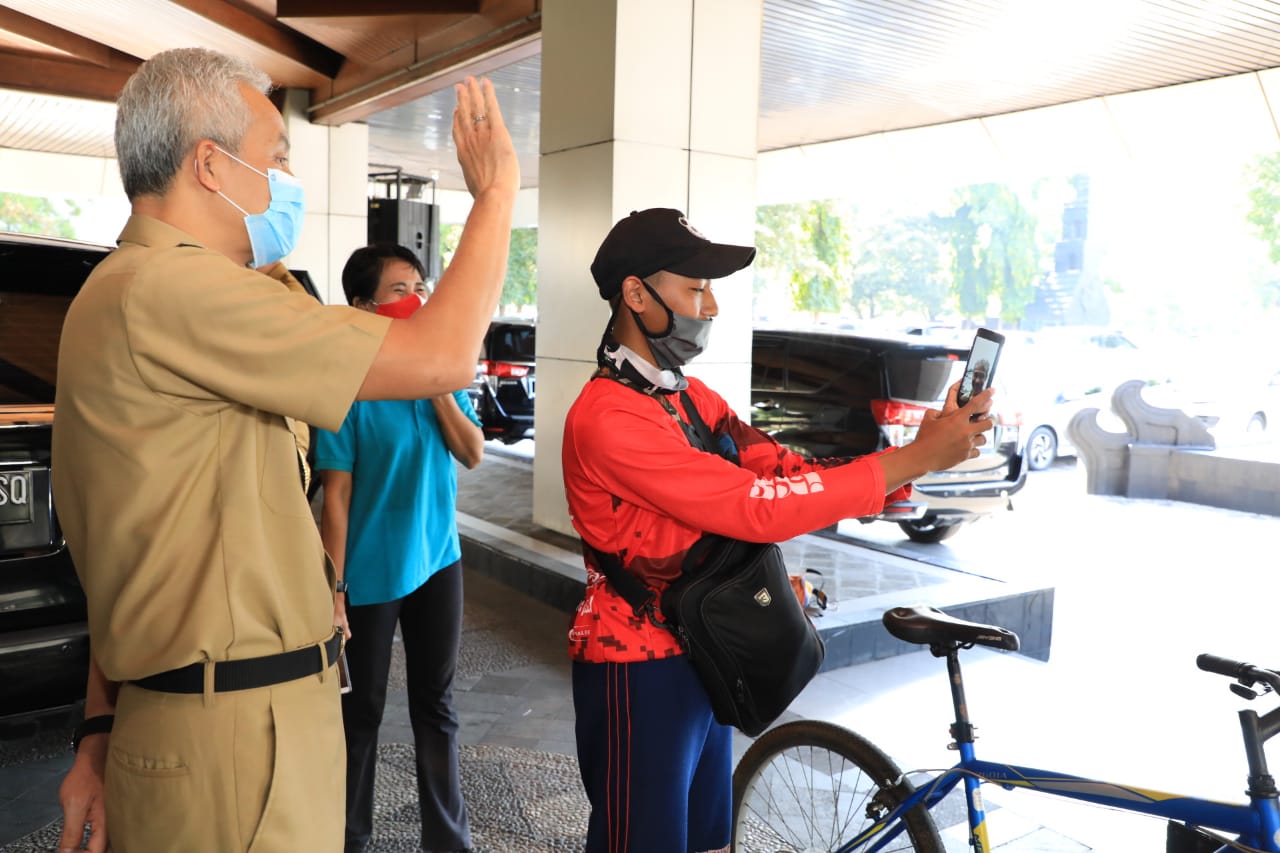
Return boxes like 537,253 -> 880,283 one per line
883,605 -> 1020,651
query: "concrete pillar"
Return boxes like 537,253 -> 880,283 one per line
280,89 -> 370,305
533,0 -> 763,536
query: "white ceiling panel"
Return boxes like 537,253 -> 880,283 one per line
0,88 -> 115,157
7,1 -> 1280,192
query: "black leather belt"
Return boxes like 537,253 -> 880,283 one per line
133,634 -> 342,694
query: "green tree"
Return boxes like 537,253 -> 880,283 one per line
441,223 -> 463,262
754,203 -> 810,302
1246,152 -> 1280,273
438,223 -> 537,314
1246,151 -> 1280,261
933,184 -> 1038,325
754,200 -> 851,321
852,216 -> 950,320
501,227 -> 537,314
0,193 -> 78,238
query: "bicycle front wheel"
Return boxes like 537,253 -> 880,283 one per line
732,720 -> 944,853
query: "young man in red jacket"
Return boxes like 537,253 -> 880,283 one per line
561,208 -> 995,853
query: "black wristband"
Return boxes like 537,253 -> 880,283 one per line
71,714 -> 114,753
335,579 -> 348,594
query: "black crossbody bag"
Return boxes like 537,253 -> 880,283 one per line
588,385 -> 825,737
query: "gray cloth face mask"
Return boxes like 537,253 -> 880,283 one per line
631,282 -> 713,370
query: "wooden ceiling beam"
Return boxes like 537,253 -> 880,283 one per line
277,0 -> 480,15
167,0 -> 345,79
0,7 -> 124,68
0,51 -> 137,102
308,10 -> 540,125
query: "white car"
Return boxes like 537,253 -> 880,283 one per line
1001,331 -> 1161,471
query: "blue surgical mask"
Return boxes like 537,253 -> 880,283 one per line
214,146 -> 305,268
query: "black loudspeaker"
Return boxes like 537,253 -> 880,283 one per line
367,198 -> 442,281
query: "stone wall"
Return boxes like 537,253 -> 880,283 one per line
1068,380 -> 1280,516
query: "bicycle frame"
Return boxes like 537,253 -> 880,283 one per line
843,643 -> 1280,853
845,756 -> 1278,853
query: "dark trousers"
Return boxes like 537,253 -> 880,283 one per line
342,561 -> 471,853
572,656 -> 732,853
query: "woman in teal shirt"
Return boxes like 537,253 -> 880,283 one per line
317,243 -> 484,853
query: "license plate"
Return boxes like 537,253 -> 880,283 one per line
0,470 -> 33,526
523,376 -> 536,398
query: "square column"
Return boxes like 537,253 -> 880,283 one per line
534,0 -> 763,535
280,88 -> 369,305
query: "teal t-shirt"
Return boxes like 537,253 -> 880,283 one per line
315,390 -> 480,606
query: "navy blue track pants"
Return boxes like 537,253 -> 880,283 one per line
572,656 -> 732,853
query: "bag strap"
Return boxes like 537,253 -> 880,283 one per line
585,542 -> 672,630
587,374 -> 734,613
658,390 -> 714,453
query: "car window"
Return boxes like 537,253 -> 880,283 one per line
784,335 -> 879,400
490,325 -> 535,362
885,348 -> 963,403
0,239 -> 106,405
751,333 -> 787,392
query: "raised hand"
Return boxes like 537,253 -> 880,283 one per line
452,76 -> 520,200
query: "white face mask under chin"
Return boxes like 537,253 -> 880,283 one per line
603,342 -> 687,391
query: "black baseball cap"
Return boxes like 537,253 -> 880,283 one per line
590,208 -> 756,300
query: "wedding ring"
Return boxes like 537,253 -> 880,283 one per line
473,114 -> 487,123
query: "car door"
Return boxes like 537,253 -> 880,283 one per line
751,330 -> 881,460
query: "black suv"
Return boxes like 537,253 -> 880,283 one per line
1,232 -> 110,718
469,318 -> 535,444
751,327 -> 1026,542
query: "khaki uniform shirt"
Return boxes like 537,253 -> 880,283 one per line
51,215 -> 390,682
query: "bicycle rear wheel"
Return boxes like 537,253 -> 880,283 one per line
733,720 -> 944,853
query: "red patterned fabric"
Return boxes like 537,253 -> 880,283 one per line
562,375 -> 910,664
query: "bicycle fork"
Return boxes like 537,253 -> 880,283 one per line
943,644 -> 993,853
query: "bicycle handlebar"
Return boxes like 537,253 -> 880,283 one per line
1197,653 -> 1280,693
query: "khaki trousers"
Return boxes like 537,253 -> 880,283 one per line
105,666 -> 345,852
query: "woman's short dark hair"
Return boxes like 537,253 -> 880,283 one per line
341,242 -> 428,306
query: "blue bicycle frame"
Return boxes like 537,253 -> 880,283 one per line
845,750 -> 1280,852
845,612 -> 1280,853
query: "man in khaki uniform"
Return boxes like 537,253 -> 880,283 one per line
52,47 -> 518,853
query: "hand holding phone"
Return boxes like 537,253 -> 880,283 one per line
957,328 -> 1004,416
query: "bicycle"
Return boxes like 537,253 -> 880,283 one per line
731,603 -> 1280,852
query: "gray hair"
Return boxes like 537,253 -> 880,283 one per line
115,48 -> 272,199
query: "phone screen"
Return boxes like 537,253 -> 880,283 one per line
957,329 -> 1003,408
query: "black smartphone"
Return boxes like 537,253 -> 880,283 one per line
956,328 -> 1004,409
338,649 -> 353,694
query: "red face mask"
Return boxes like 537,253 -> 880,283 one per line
373,293 -> 427,319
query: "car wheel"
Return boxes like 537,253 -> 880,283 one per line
897,517 -> 965,544
1025,426 -> 1058,471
